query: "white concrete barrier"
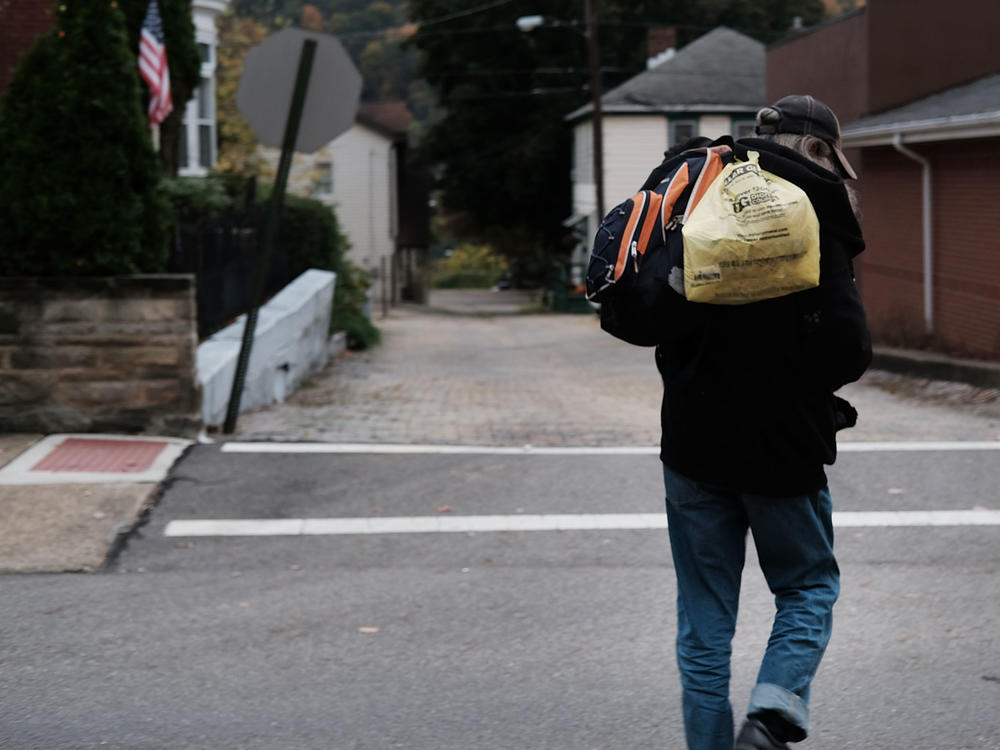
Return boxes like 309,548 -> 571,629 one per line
197,269 -> 337,427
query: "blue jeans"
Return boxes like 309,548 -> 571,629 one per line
662,466 -> 839,750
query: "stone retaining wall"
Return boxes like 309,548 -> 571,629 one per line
0,276 -> 200,436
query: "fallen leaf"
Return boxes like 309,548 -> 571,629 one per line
435,505 -> 454,513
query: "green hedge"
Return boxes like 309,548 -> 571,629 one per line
162,176 -> 378,350
433,270 -> 501,289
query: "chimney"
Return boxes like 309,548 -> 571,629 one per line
647,27 -> 677,59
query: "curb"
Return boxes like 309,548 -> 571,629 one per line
872,346 -> 1000,390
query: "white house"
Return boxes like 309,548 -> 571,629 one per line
564,26 -> 765,276
259,102 -> 409,279
177,0 -> 229,176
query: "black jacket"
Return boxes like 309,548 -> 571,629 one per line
653,137 -> 871,497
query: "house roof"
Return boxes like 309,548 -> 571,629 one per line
357,100 -> 412,139
566,26 -> 764,121
841,72 -> 1000,146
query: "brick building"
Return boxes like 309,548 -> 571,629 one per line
1,0 -> 231,175
767,0 -> 1000,359
0,0 -> 56,94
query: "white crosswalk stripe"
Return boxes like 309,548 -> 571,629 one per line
221,441 -> 1000,455
164,510 -> 1000,537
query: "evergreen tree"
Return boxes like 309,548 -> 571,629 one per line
0,0 -> 169,276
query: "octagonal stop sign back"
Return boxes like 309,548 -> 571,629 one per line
237,28 -> 362,153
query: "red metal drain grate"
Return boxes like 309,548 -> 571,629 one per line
30,438 -> 169,474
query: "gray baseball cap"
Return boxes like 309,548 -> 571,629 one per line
755,94 -> 858,180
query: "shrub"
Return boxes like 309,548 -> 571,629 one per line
160,176 -> 379,349
160,176 -> 236,223
280,193 -> 344,277
279,195 -> 379,350
0,0 -> 169,276
330,261 -> 380,350
431,242 -> 507,289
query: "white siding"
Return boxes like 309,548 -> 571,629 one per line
570,115 -> 668,222
323,125 -> 396,273
603,116 -> 668,206
699,115 -> 730,141
569,114 -> 667,270
573,121 -> 591,185
259,123 -> 397,275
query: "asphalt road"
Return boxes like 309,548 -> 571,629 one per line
2,445 -> 999,750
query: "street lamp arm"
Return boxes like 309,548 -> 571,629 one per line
515,15 -> 584,35
515,15 -> 545,32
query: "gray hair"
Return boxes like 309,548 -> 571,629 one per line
754,106 -> 860,217
755,106 -> 838,173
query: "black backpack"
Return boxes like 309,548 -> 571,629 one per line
585,138 -> 734,346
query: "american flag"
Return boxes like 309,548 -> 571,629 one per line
138,0 -> 172,126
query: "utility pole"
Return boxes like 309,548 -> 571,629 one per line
584,0 -> 604,220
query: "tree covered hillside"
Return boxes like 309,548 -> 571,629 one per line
226,0 -> 416,102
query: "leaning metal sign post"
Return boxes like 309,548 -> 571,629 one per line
223,29 -> 362,434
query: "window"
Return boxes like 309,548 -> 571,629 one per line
314,162 -> 333,196
734,119 -> 756,139
671,119 -> 698,146
178,35 -> 217,176
198,123 -> 213,169
178,127 -> 187,168
185,75 -> 216,169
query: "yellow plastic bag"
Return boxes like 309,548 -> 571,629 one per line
681,151 -> 820,305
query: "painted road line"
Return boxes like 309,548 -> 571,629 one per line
221,441 -> 1000,456
838,441 -> 1000,452
164,510 -> 1000,537
221,443 -> 660,455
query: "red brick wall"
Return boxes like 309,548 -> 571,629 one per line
867,0 -> 1000,113
857,147 -> 925,341
858,139 -> 1000,358
930,139 -> 1000,358
0,0 -> 56,94
766,10 -> 869,126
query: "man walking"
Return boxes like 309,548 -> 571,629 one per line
655,96 -> 871,749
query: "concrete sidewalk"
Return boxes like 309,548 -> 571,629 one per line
2,294 -> 998,574
0,433 -> 190,573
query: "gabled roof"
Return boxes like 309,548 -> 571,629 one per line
841,73 -> 1000,146
567,26 -> 764,121
357,100 -> 412,140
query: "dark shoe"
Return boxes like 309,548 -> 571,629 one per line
733,718 -> 790,750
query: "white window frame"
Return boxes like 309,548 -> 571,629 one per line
670,119 -> 698,147
733,119 -> 757,139
313,161 -> 334,197
178,33 -> 218,176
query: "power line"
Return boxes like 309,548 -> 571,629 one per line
416,0 -> 515,28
